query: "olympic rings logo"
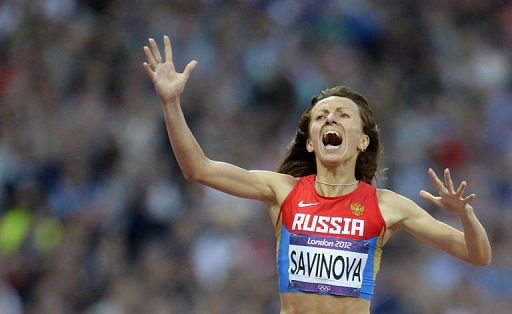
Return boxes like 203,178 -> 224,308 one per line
317,284 -> 331,292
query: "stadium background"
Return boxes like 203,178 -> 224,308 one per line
0,0 -> 511,313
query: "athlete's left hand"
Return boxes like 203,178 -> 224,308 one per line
419,168 -> 476,215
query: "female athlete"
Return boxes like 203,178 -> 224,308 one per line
142,36 -> 491,314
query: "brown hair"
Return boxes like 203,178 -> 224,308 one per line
277,86 -> 381,184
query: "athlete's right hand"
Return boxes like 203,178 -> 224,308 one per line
143,35 -> 197,104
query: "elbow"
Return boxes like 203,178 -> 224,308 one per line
182,172 -> 195,181
476,256 -> 492,267
468,253 -> 492,267
181,159 -> 208,182
182,170 -> 200,182
470,259 -> 491,267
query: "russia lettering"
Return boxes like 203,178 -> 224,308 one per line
292,213 -> 365,236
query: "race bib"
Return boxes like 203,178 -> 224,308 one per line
288,233 -> 370,297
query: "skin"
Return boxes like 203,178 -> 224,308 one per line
143,36 -> 491,314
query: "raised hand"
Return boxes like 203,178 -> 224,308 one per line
143,36 -> 197,103
419,168 -> 476,215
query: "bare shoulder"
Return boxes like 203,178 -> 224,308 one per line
250,170 -> 298,205
249,171 -> 298,226
377,188 -> 410,206
377,188 -> 419,231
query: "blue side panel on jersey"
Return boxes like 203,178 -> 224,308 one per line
360,236 -> 379,300
278,226 -> 297,292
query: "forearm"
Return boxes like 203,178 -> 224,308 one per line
458,205 -> 491,266
161,98 -> 208,180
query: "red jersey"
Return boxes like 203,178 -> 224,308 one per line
276,175 -> 386,300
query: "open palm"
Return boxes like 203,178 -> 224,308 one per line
143,36 -> 197,103
420,168 -> 476,215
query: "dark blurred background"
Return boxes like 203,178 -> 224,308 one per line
0,0 -> 511,313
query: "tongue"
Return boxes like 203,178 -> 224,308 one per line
322,133 -> 342,146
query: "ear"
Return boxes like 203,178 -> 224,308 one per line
306,138 -> 315,153
358,134 -> 370,152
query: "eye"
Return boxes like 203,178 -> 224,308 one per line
340,113 -> 350,118
316,115 -> 325,121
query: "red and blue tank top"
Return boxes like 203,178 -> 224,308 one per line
276,175 -> 386,300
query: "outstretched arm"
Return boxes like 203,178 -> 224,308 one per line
142,36 -> 284,204
418,168 -> 491,265
380,168 -> 491,266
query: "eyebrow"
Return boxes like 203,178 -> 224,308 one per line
315,107 -> 352,114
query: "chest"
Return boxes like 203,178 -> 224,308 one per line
281,193 -> 384,240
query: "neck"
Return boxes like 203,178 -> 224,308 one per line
315,177 -> 359,186
314,172 -> 359,197
314,157 -> 359,196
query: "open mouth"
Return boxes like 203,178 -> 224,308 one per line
322,130 -> 343,149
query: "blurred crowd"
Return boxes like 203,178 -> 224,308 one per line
1,0 -> 511,313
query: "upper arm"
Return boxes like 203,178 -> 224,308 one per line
379,189 -> 467,260
193,159 -> 294,206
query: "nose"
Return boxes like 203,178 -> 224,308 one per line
326,112 -> 338,124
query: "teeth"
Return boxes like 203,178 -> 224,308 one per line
324,130 -> 341,136
322,130 -> 343,147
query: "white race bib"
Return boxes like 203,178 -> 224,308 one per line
288,233 -> 370,296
